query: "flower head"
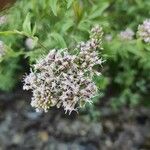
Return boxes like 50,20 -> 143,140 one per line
119,28 -> 134,40
23,26 -> 103,114
137,19 -> 150,43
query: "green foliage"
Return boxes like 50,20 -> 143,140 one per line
0,0 -> 150,116
0,58 -> 20,91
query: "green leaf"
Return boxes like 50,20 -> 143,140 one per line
67,0 -> 74,9
93,75 -> 109,90
78,20 -> 91,32
73,1 -> 83,23
50,0 -> 58,16
61,20 -> 73,33
32,23 -> 37,36
89,2 -> 109,19
23,13 -> 32,35
50,32 -> 67,48
0,59 -> 19,91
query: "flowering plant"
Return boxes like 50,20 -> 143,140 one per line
0,0 -> 150,117
23,26 -> 103,114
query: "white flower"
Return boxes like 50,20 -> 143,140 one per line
23,26 -> 103,114
137,19 -> 150,43
119,28 -> 134,40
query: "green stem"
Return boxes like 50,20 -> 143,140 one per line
0,30 -> 49,52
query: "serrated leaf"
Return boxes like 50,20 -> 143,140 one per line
73,1 -> 83,23
50,32 -> 67,48
67,0 -> 74,9
50,0 -> 58,16
32,23 -> 37,36
89,2 -> 109,19
78,20 -> 91,32
61,20 -> 73,33
23,13 -> 32,35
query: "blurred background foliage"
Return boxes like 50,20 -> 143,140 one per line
0,0 -> 150,117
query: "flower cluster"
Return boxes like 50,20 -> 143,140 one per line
119,28 -> 134,40
137,19 -> 150,43
23,25 -> 103,114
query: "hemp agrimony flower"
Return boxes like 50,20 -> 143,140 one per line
137,19 -> 150,43
119,28 -> 134,40
23,26 -> 103,114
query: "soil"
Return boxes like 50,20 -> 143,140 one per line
0,90 -> 150,150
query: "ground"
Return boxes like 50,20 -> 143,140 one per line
0,91 -> 150,150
